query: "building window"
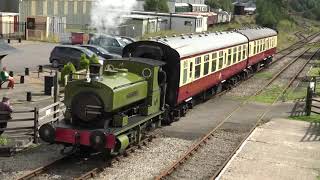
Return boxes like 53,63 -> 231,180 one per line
184,21 -> 192,26
204,55 -> 210,75
227,49 -> 232,65
183,61 -> 188,84
218,51 -> 224,69
195,57 -> 202,79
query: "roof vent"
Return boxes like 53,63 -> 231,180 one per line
163,38 -> 168,42
199,34 -> 202,37
163,35 -> 168,38
180,35 -> 185,39
172,34 -> 177,37
204,34 -> 208,36
189,35 -> 192,38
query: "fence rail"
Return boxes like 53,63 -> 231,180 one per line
0,98 -> 65,144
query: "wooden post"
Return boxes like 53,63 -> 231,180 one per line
53,71 -> 59,119
305,87 -> 312,116
33,107 -> 39,144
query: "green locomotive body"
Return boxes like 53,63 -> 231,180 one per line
40,58 -> 166,154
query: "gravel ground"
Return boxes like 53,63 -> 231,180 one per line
0,144 -> 63,180
228,34 -> 320,98
94,136 -> 192,180
166,127 -> 250,180
227,47 -> 308,97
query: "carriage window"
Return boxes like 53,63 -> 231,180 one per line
262,40 -> 265,51
183,61 -> 188,84
258,40 -> 261,53
233,47 -> 237,63
218,51 -> 224,69
189,62 -> 193,78
242,45 -> 246,59
227,49 -> 232,65
212,52 -> 217,72
266,39 -> 269,49
204,55 -> 210,75
238,46 -> 242,61
195,57 -> 202,79
254,41 -> 257,54
261,40 -> 264,51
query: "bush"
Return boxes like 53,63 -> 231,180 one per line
80,54 -> 90,70
89,54 -> 100,64
61,63 -> 76,85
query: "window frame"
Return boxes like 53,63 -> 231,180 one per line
194,57 -> 202,79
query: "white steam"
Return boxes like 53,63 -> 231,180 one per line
90,0 -> 137,34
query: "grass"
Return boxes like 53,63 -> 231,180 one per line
252,85 -> 283,104
308,67 -> 320,77
285,87 -> 307,101
289,114 -> 320,123
254,71 -> 273,79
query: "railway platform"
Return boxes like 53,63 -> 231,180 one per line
219,118 -> 320,180
0,71 -> 56,156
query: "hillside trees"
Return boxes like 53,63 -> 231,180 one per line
289,0 -> 320,20
256,0 -> 289,28
205,0 -> 234,12
144,0 -> 169,12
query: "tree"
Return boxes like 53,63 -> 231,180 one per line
144,0 -> 169,13
256,0 -> 289,28
205,0 -> 233,12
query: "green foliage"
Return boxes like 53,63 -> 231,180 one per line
61,63 -> 76,85
256,0 -> 289,28
205,0 -> 234,12
89,54 -> 100,64
253,85 -> 283,104
254,72 -> 273,79
0,136 -> 8,146
289,114 -> 320,123
80,54 -> 90,70
290,0 -> 320,20
144,0 -> 169,13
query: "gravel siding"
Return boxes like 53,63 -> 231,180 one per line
95,137 -> 192,180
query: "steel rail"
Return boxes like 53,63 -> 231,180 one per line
17,156 -> 70,180
155,46 -> 318,180
73,136 -> 155,180
209,48 -> 320,180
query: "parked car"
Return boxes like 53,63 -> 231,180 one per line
80,45 -> 121,59
49,45 -> 105,68
88,34 -> 135,55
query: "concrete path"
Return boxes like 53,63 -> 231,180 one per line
219,119 -> 320,180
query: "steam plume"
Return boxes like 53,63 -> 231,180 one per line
90,0 -> 137,34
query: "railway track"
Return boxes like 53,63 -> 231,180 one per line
16,33 -> 320,180
155,47 -> 320,180
17,136 -> 155,180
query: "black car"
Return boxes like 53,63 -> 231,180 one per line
80,45 -> 121,59
88,34 -> 135,55
49,45 -> 104,68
